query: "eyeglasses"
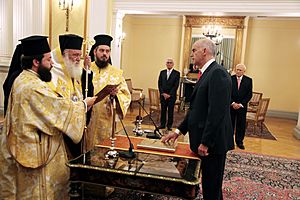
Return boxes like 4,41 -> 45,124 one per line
166,62 -> 173,64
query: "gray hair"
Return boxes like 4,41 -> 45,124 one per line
236,63 -> 247,71
198,38 -> 216,56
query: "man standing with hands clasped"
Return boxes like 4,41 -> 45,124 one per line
230,64 -> 252,150
158,58 -> 180,131
162,38 -> 233,200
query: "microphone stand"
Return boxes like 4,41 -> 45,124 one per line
104,96 -> 119,168
133,96 -> 144,136
118,114 -> 135,158
117,111 -> 145,167
137,101 -> 163,139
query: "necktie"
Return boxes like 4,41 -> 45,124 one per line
167,70 -> 171,80
197,70 -> 202,80
237,77 -> 241,90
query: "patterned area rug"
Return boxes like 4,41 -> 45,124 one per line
106,151 -> 300,200
141,111 -> 276,140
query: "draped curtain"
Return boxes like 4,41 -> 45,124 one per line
190,37 -> 235,71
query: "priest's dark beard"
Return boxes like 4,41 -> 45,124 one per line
95,60 -> 108,69
38,64 -> 52,82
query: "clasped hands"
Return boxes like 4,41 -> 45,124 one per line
161,131 -> 209,157
162,93 -> 171,100
232,102 -> 243,110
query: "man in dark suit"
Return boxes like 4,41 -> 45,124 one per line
158,58 -> 180,130
162,39 -> 233,200
230,64 -> 253,149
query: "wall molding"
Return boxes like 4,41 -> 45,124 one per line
267,110 -> 298,120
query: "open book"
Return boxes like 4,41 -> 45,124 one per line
94,83 -> 120,104
137,138 -> 178,153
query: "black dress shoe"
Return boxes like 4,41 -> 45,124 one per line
158,126 -> 165,129
167,127 -> 172,131
237,144 -> 245,150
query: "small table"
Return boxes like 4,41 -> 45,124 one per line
67,136 -> 201,199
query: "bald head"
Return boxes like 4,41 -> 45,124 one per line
191,38 -> 216,69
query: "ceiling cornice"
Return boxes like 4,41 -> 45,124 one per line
113,0 -> 300,17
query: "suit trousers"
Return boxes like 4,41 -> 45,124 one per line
160,97 -> 176,128
230,107 -> 247,145
200,153 -> 227,200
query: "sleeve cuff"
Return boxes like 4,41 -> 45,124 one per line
175,129 -> 182,136
82,100 -> 87,112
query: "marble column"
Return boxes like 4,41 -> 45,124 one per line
294,107 -> 300,139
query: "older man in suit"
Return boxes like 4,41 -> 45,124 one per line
162,39 -> 233,200
158,58 -> 180,130
230,64 -> 253,149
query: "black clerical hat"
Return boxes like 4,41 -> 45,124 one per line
59,34 -> 83,53
93,34 -> 113,47
19,35 -> 51,56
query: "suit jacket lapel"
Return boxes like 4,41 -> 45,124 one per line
162,70 -> 167,81
233,75 -> 238,91
190,62 -> 216,100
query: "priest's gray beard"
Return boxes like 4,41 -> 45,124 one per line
63,56 -> 82,79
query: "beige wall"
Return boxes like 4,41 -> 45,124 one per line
244,18 -> 300,113
49,0 -> 86,49
122,16 -> 300,114
121,15 -> 183,97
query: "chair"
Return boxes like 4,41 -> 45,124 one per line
125,78 -> 145,112
148,88 -> 160,117
175,95 -> 181,113
247,92 -> 263,113
246,98 -> 270,133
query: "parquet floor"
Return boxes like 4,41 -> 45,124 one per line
123,105 -> 300,160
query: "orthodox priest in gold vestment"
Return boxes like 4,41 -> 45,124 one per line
48,34 -> 92,158
48,34 -> 85,102
0,36 -> 96,199
84,34 -> 131,152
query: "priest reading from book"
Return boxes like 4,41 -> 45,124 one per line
83,34 -> 131,152
47,34 -> 92,159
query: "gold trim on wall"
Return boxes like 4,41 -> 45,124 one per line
49,0 -> 53,47
48,0 -> 89,52
182,16 -> 245,73
83,0 -> 89,54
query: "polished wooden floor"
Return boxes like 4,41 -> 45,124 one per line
123,104 -> 300,160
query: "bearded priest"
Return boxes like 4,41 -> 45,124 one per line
48,34 -> 91,158
83,34 -> 131,152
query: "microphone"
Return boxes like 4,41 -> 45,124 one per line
137,101 -> 163,139
117,114 -> 135,159
133,115 -> 144,136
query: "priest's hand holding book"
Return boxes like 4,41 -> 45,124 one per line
83,97 -> 97,111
